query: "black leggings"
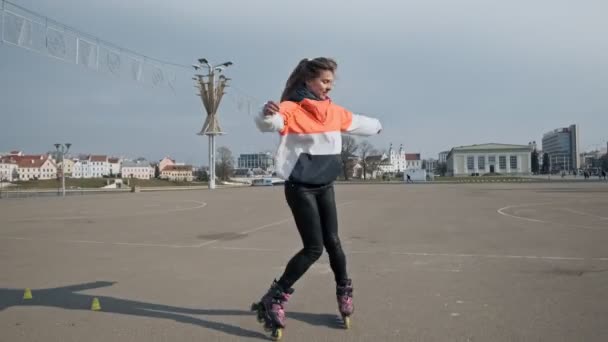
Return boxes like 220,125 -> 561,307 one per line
277,182 -> 348,290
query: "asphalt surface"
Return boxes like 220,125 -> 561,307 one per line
1,182 -> 607,341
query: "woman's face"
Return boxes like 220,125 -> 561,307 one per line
306,70 -> 334,100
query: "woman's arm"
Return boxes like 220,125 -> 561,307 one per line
254,101 -> 285,133
341,109 -> 383,136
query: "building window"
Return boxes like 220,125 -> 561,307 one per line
467,156 -> 475,170
510,156 -> 518,170
478,156 -> 485,170
499,156 -> 507,170
488,156 -> 496,164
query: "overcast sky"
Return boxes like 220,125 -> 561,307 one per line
1,0 -> 607,165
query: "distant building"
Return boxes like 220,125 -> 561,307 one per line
19,157 -> 57,180
160,165 -> 194,182
71,155 -> 110,178
158,157 -> 176,172
0,161 -> 18,182
388,144 -> 407,172
1,154 -> 58,181
58,158 -> 75,176
351,143 -> 423,179
580,150 -> 606,169
233,168 -> 252,177
238,153 -> 274,171
405,153 -> 422,170
447,143 -> 532,176
438,151 -> 449,164
122,160 -> 154,180
90,155 -> 110,178
542,124 -> 580,171
376,144 -> 422,173
72,158 -> 91,178
108,158 -> 121,176
424,158 -> 437,172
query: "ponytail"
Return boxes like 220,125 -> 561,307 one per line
280,59 -> 309,102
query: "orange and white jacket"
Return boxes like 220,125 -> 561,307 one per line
255,98 -> 382,185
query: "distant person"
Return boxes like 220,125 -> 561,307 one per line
602,170 -> 607,180
406,174 -> 412,183
253,57 -> 382,338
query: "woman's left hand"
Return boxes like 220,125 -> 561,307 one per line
263,101 -> 280,116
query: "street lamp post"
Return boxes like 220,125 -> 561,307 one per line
192,58 -> 232,190
54,143 -> 71,197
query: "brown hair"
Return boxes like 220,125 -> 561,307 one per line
280,57 -> 338,102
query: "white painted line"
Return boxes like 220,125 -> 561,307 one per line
348,250 -> 602,261
9,215 -> 92,222
166,201 -> 208,213
497,203 -> 608,230
59,239 -> 106,245
111,241 -> 195,248
422,268 -> 462,273
5,200 -> 207,222
208,245 -> 608,263
0,236 -> 34,241
211,246 -> 283,252
3,235 -> 608,262
496,203 -> 549,223
560,208 -> 608,221
0,235 -> 200,248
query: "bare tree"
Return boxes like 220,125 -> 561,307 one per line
531,149 -> 540,174
367,153 -> 383,179
341,135 -> 359,180
600,153 -> 608,174
359,141 -> 382,180
215,146 -> 235,181
541,152 -> 550,174
435,162 -> 448,176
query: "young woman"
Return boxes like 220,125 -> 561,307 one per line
252,57 -> 382,340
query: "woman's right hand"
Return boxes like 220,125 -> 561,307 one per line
263,101 -> 280,116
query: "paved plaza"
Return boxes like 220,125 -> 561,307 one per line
1,182 -> 607,341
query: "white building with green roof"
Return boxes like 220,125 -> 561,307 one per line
447,143 -> 532,176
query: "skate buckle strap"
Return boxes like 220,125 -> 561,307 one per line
336,285 -> 353,296
273,292 -> 291,303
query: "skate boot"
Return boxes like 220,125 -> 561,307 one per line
336,278 -> 354,329
251,280 -> 294,341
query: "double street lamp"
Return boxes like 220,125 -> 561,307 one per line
54,143 -> 71,197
